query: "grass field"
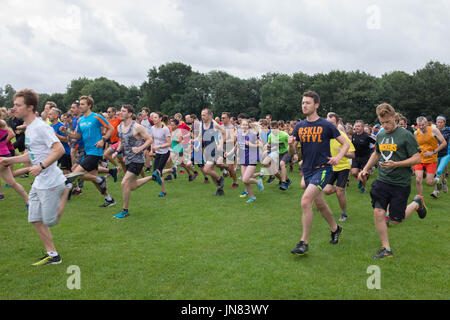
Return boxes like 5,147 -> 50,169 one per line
0,164 -> 448,300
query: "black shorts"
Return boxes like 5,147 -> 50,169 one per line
279,152 -> 293,165
351,156 -> 370,170
153,152 -> 170,173
370,180 -> 411,222
58,154 -> 72,171
126,162 -> 145,176
80,155 -> 102,172
13,140 -> 25,152
328,169 -> 350,188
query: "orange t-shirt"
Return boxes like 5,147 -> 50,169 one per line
109,118 -> 123,144
416,126 -> 438,163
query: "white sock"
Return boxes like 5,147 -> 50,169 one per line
47,251 -> 58,257
95,176 -> 103,184
105,194 -> 113,201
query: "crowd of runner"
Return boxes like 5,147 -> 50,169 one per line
0,89 -> 448,264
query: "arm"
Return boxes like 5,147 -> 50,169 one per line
131,125 -> 153,154
29,142 -> 65,177
328,134 -> 350,166
358,150 -> 381,181
379,152 -> 421,170
6,127 -> 16,142
288,135 -> 298,155
95,123 -> 114,149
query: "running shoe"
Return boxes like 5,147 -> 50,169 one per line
158,191 -> 167,197
172,166 -> 177,179
99,198 -> 116,207
231,182 -> 239,189
203,177 -> 210,184
266,176 -> 275,184
32,253 -> 62,266
64,171 -> 85,184
188,174 -> 195,182
357,181 -> 362,189
164,175 -> 173,181
110,167 -> 118,183
152,170 -> 162,185
338,213 -> 348,222
430,190 -> 439,198
286,178 -> 292,188
330,225 -> 342,244
215,188 -> 225,196
257,178 -> 264,192
279,182 -> 288,191
413,194 -> 427,219
218,176 -> 224,188
291,241 -> 309,255
72,188 -> 82,196
0,194 -> 4,200
372,247 -> 393,259
360,187 -> 366,194
443,179 -> 448,193
114,210 -> 130,219
246,197 -> 256,203
240,190 -> 248,198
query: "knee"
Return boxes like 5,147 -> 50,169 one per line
44,216 -> 58,227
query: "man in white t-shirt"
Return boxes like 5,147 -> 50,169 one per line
0,89 -> 72,266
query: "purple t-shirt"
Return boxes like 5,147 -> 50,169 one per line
236,131 -> 259,165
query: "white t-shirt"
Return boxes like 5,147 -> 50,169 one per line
140,118 -> 152,135
150,125 -> 171,154
25,118 -> 66,189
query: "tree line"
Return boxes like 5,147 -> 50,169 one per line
1,60 -> 449,124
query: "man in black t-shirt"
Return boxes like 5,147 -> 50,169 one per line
288,91 -> 349,256
351,120 -> 376,193
7,108 -> 26,154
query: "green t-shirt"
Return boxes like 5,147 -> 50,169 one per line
268,130 -> 290,154
375,126 -> 420,187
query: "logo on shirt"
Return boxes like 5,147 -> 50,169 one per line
379,137 -> 397,161
297,126 -> 323,143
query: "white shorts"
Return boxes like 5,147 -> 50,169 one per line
28,183 -> 65,227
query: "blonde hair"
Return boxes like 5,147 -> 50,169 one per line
376,103 -> 396,118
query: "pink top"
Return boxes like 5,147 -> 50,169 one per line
0,128 -> 11,155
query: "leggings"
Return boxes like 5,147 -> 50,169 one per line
437,154 -> 450,177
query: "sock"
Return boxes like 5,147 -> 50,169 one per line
342,211 -> 348,216
122,208 -> 128,212
105,194 -> 113,201
47,251 -> 58,257
65,183 -> 73,189
95,177 -> 103,184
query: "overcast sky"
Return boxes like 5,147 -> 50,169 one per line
1,0 -> 449,94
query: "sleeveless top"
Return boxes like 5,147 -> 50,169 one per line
118,121 -> 145,165
416,126 -> 438,163
0,128 -> 10,156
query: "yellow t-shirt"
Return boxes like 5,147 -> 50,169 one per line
330,130 -> 355,171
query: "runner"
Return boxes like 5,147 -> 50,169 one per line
358,103 -> 427,259
112,105 -> 153,218
217,112 -> 239,189
49,108 -> 72,174
413,116 -> 447,196
323,113 -> 356,222
431,115 -> 450,197
225,118 -> 263,202
61,95 -> 116,207
351,120 -> 376,194
288,91 -> 349,256
1,89 -> 72,265
267,121 -> 292,190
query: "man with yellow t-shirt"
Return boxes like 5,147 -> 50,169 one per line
323,113 -> 355,221
413,116 -> 447,196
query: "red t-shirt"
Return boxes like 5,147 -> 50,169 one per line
109,118 -> 123,143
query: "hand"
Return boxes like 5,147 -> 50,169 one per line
29,165 -> 43,177
358,170 -> 369,182
327,156 -> 340,166
423,151 -> 434,157
379,160 -> 397,169
59,126 -> 66,133
95,139 -> 105,148
131,147 -> 140,154
112,151 -> 118,159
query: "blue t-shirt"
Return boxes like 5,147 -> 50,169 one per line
75,113 -> 109,156
72,116 -> 84,149
50,121 -> 71,155
292,118 -> 341,173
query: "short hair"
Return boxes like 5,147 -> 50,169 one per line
327,112 -> 339,122
190,114 -> 197,121
221,112 -> 231,119
416,116 -> 428,123
121,104 -> 134,114
376,103 -> 396,118
51,107 -> 62,117
354,120 -> 364,126
303,91 -> 320,104
14,89 -> 39,112
154,111 -> 163,119
141,107 -> 150,114
107,106 -> 117,112
237,113 -> 247,119
270,120 -> 279,128
79,95 -> 94,108
174,113 -> 182,119
202,108 -> 213,116
45,101 -> 57,109
170,118 -> 179,125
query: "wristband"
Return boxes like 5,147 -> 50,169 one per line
39,162 -> 46,170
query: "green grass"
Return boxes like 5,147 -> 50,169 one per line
0,164 -> 449,300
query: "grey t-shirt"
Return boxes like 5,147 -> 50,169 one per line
150,125 -> 171,154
